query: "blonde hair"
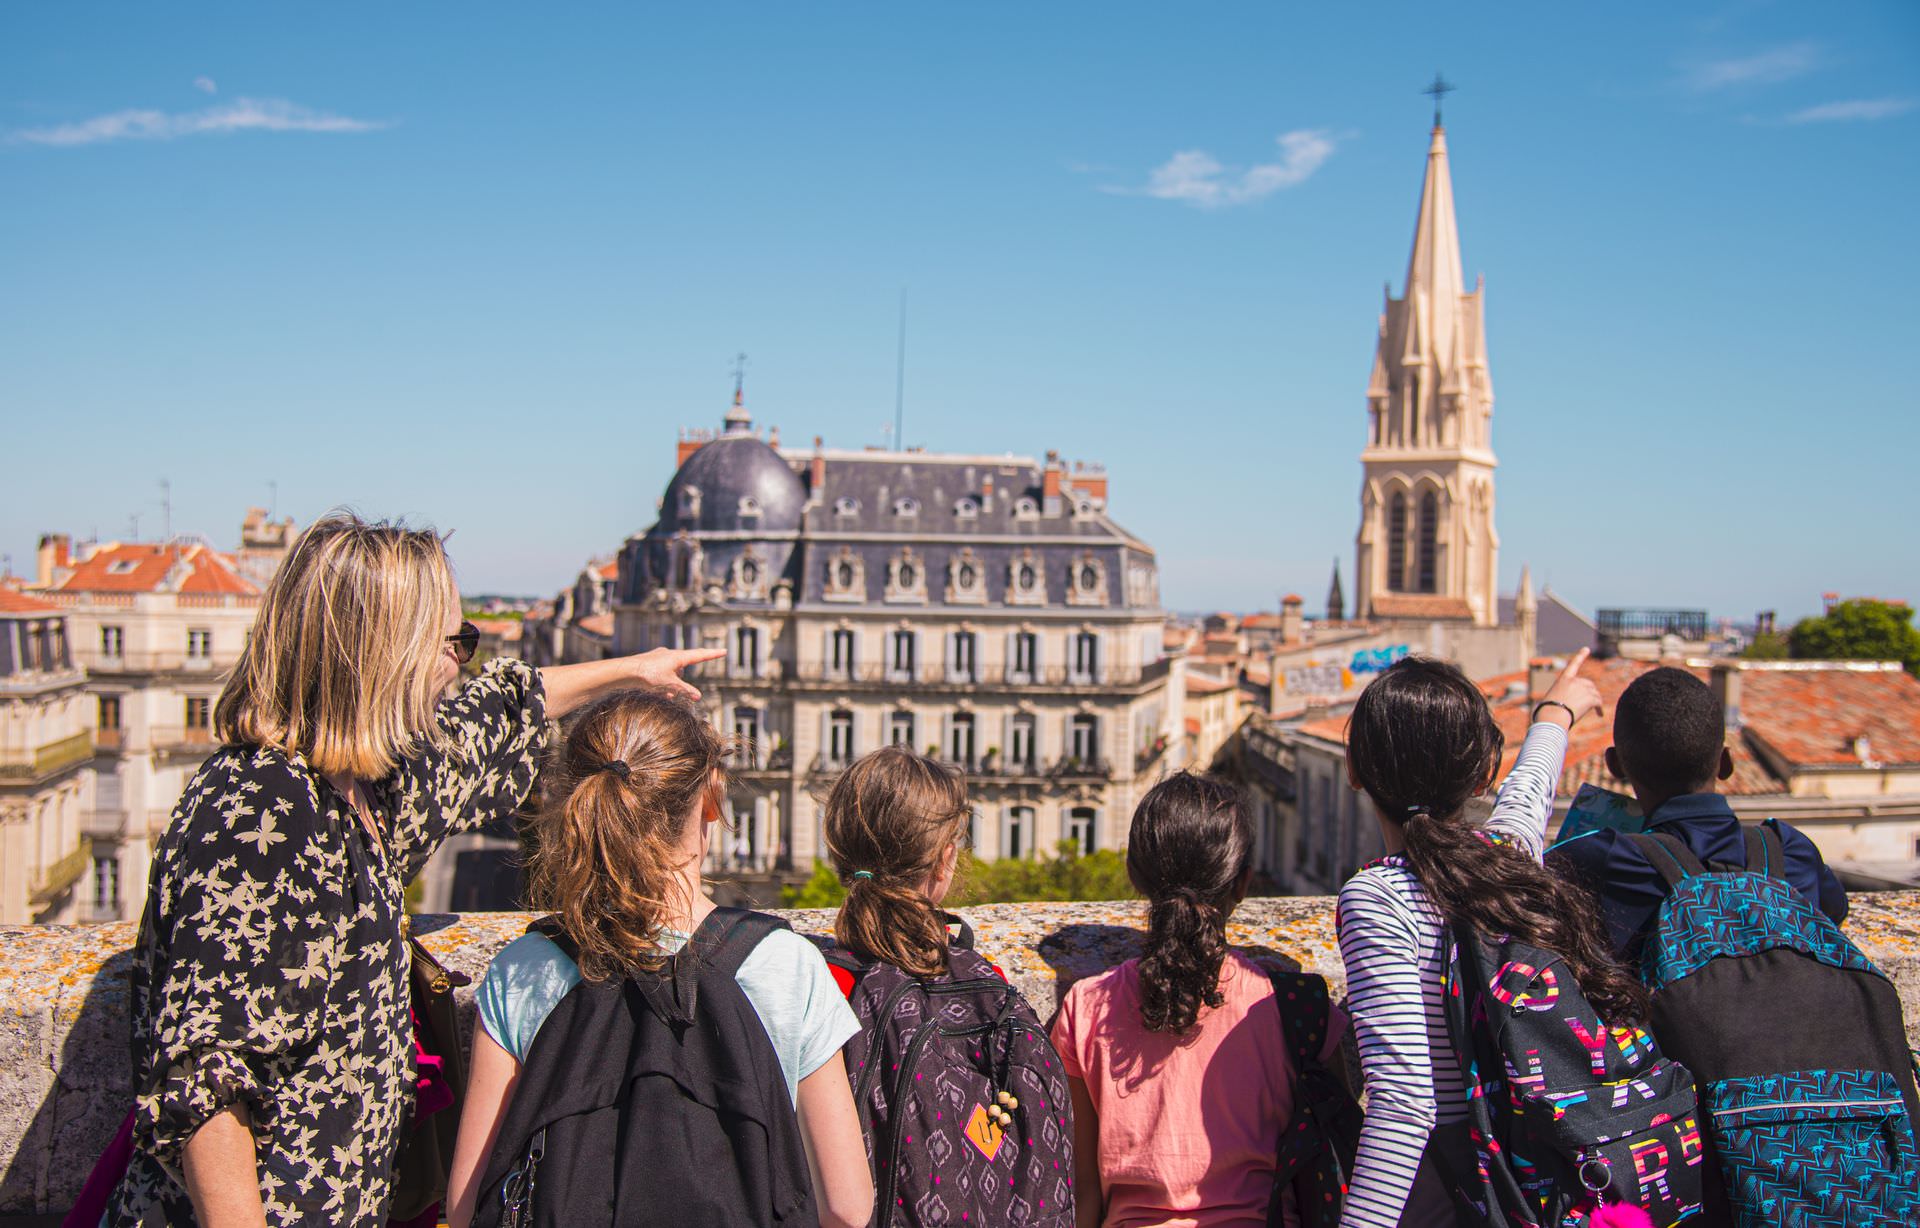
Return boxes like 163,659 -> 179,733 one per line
824,746 -> 970,977
214,511 -> 459,780
526,690 -> 733,981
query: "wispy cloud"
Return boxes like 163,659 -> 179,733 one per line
1685,41 -> 1823,91
1105,129 -> 1338,208
1785,97 -> 1917,124
193,76 -> 218,95
9,96 -> 387,147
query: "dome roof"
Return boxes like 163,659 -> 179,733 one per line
660,428 -> 806,535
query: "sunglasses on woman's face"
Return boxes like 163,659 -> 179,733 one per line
446,621 -> 480,664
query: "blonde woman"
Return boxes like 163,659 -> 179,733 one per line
106,513 -> 721,1228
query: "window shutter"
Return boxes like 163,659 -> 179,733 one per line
817,707 -> 831,766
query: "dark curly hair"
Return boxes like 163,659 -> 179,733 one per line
1126,772 -> 1252,1035
1347,656 -> 1648,1025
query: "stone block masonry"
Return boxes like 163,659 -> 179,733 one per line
4,894 -> 1920,1216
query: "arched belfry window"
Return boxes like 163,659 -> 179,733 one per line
1417,492 -> 1438,594
1386,493 -> 1407,592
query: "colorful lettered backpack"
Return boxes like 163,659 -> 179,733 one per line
1627,821 -> 1920,1227
824,916 -> 1075,1228
1439,925 -> 1706,1227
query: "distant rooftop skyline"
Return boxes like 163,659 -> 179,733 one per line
4,3 -> 1917,622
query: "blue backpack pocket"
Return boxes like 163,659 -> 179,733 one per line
1705,1068 -> 1920,1228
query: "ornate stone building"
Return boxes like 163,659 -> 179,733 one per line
1355,120 -> 1500,626
539,391 -> 1184,877
0,587 -> 93,924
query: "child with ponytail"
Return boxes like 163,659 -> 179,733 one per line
1336,651 -> 1656,1228
444,691 -> 873,1228
1051,772 -> 1350,1228
823,746 -> 1075,1228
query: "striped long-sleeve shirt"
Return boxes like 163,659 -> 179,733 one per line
1333,721 -> 1569,1228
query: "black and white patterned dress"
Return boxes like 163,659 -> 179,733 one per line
107,659 -> 546,1227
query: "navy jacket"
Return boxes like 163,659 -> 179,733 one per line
1547,792 -> 1849,963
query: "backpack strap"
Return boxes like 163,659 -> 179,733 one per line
527,914 -> 580,963
1626,830 -> 1707,890
1268,971 -> 1334,1073
1742,819 -> 1790,884
630,906 -> 789,1029
939,910 -> 977,951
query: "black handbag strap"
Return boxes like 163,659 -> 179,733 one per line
1743,819 -> 1789,884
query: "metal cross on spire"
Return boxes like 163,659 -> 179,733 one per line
1424,72 -> 1455,128
730,351 -> 749,398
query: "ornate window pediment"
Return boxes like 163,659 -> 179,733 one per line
1066,552 -> 1108,607
885,547 -> 928,604
730,548 -> 770,602
946,547 -> 986,605
677,485 -> 702,523
823,547 -> 866,603
1006,549 -> 1046,607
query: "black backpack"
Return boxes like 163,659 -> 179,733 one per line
472,907 -> 819,1228
1627,822 -> 1920,1227
1439,925 -> 1706,1228
823,916 -> 1075,1228
1264,972 -> 1362,1228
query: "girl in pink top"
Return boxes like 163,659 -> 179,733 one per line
1051,773 -> 1347,1228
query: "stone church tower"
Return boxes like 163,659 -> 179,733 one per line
1354,122 -> 1498,626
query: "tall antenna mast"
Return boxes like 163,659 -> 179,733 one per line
268,480 -> 278,519
893,288 -> 907,451
159,478 -> 173,546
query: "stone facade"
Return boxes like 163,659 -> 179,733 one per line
533,395 -> 1183,879
0,591 -> 93,925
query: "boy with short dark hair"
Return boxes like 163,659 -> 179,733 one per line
1549,665 -> 1846,960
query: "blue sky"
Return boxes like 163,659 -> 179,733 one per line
4,3 -> 1917,622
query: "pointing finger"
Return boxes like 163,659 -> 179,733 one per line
1557,647 -> 1591,684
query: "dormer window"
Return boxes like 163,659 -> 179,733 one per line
107,560 -> 138,575
947,548 -> 987,604
892,497 -> 920,517
1067,554 -> 1108,607
836,561 -> 855,588
740,558 -> 760,586
1074,500 -> 1095,519
958,563 -> 977,588
738,495 -> 761,518
1014,497 -> 1039,519
834,497 -> 861,517
678,485 -> 703,521
1018,564 -> 1037,590
1078,565 -> 1099,592
954,498 -> 979,520
897,561 -> 917,588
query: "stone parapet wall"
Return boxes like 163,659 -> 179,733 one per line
5,893 -> 1920,1215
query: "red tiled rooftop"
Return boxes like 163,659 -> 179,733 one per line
1740,666 -> 1920,768
595,559 -> 620,580
0,584 -> 59,615
575,612 -> 615,637
1185,673 -> 1235,695
56,543 -> 257,597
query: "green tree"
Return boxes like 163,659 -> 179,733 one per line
1788,599 -> 1920,675
778,841 -> 1138,908
1741,630 -> 1790,661
780,860 -> 848,908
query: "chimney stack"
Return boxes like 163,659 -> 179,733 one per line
1280,594 -> 1304,644
1042,451 -> 1064,517
809,436 -> 826,497
1710,662 -> 1743,731
1528,656 -> 1563,701
35,533 -> 70,589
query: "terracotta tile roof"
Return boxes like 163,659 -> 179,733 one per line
596,559 -> 620,580
1740,666 -> 1920,768
1295,714 -> 1350,744
472,618 -> 524,643
1185,673 -> 1235,695
575,612 -> 615,638
1369,594 -> 1475,620
56,543 -> 258,597
1240,613 -> 1283,630
0,584 -> 60,615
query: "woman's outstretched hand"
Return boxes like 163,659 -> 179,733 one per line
1536,647 -> 1603,728
538,646 -> 727,719
629,647 -> 727,702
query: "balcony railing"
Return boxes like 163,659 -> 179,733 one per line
88,652 -> 229,675
790,663 -> 1139,689
83,808 -> 129,837
0,731 -> 95,782
94,728 -> 124,752
1048,754 -> 1112,779
31,836 -> 91,907
150,726 -> 219,753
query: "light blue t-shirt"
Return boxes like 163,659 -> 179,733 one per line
476,923 -> 860,1105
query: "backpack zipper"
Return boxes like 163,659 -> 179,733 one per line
1711,1096 -> 1902,1121
852,977 -> 1011,1108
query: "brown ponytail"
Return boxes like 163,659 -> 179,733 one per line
524,689 -> 731,981
824,746 -> 970,978
1347,657 -> 1648,1025
1126,772 -> 1252,1035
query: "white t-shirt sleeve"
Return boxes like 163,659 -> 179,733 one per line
734,929 -> 863,1104
476,932 -> 582,1063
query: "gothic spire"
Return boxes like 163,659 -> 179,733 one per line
1326,558 -> 1345,622
1402,124 -> 1467,369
